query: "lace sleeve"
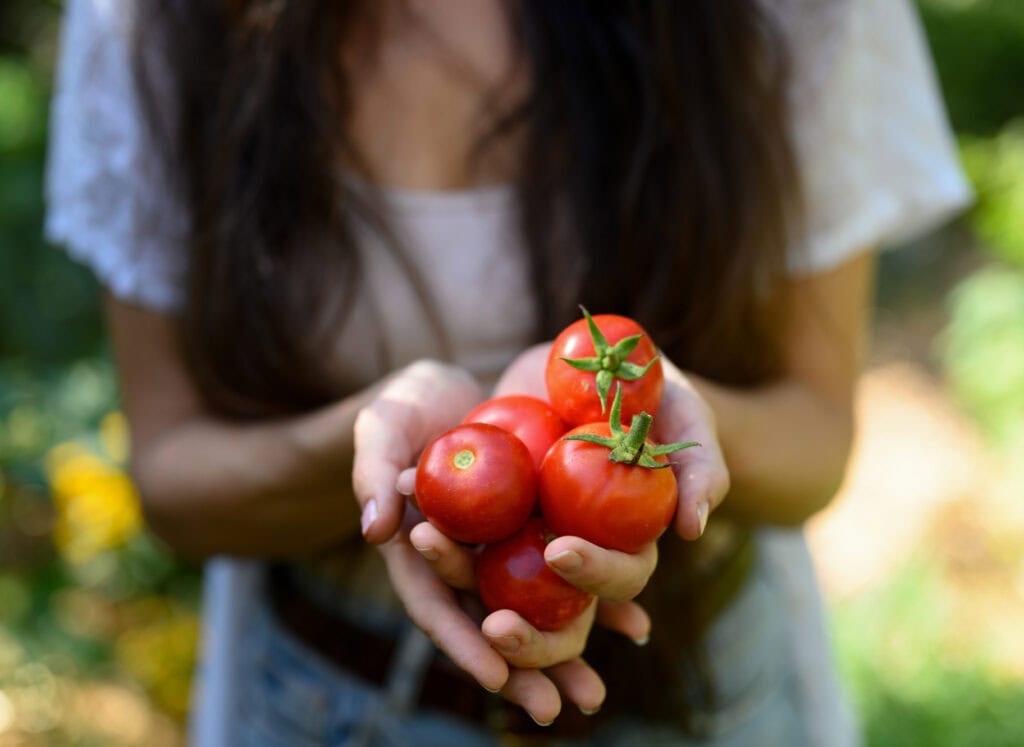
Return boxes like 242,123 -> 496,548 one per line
781,0 -> 974,275
45,0 -> 188,313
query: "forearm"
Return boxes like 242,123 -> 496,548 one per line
132,387 -> 379,560
693,374 -> 854,526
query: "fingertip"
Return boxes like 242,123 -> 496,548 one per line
674,505 -> 701,542
396,468 -> 417,496
544,534 -> 584,558
481,609 -> 528,640
546,548 -> 584,576
477,662 -> 510,694
674,472 -> 711,541
360,498 -> 379,539
408,520 -> 434,548
501,669 -> 561,726
361,495 -> 405,544
595,599 -> 651,643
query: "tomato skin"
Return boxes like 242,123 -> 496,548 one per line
462,396 -> 568,470
415,423 -> 536,544
476,518 -> 593,631
538,424 -> 677,553
545,314 -> 663,427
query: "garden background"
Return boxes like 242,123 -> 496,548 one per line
2,1 -> 1024,744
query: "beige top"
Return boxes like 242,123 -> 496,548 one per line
335,182 -> 535,389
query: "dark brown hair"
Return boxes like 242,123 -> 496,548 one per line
135,0 -> 798,416
135,0 -> 800,730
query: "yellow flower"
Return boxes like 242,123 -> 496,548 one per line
99,411 -> 130,464
46,432 -> 143,563
116,611 -> 199,720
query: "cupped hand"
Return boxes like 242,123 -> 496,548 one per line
352,359 -> 483,544
408,520 -> 650,721
493,343 -> 730,540
652,357 -> 730,540
350,363 -> 512,704
351,361 -> 596,723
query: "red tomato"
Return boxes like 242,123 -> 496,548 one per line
462,395 -> 568,469
545,312 -> 663,427
476,518 -> 593,631
538,423 -> 678,553
415,423 -> 536,544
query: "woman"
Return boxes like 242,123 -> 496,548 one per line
46,0 -> 971,744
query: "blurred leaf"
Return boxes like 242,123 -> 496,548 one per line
0,56 -> 45,154
835,554 -> 1024,747
942,266 -> 1024,446
918,0 -> 1024,135
961,120 -> 1024,267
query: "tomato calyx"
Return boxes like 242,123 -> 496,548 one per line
559,306 -> 660,414
564,385 -> 700,469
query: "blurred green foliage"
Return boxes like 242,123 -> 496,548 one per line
836,558 -> 1024,747
1,6 -> 196,740
0,2 -> 103,367
943,266 -> 1024,447
918,0 -> 1024,136
924,0 -> 1024,454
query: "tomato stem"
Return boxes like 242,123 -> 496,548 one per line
563,385 -> 700,469
559,306 -> 660,413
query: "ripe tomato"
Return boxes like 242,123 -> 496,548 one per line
476,518 -> 593,631
538,423 -> 679,553
545,310 -> 663,428
415,423 -> 536,544
462,395 -> 568,470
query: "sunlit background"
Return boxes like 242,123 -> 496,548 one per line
1,1 -> 1023,744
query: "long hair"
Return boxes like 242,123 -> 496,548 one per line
134,0 -> 800,729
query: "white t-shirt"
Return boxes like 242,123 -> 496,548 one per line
44,1 -> 972,746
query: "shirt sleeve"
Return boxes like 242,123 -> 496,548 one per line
784,0 -> 974,276
45,0 -> 188,313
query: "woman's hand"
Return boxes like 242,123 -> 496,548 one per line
352,358 -> 621,723
352,359 -> 598,722
350,360 -> 512,702
406,519 -> 652,722
495,343 -> 731,540
652,357 -> 730,540
352,359 -> 483,543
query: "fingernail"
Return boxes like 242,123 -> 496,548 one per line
361,499 -> 378,537
547,550 -> 583,574
414,545 -> 439,561
530,714 -> 554,727
697,500 -> 709,537
397,484 -> 414,496
486,634 -> 521,654
580,705 -> 601,716
483,684 -> 501,694
632,635 -> 649,647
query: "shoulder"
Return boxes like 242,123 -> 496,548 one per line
771,0 -> 974,275
46,0 -> 188,314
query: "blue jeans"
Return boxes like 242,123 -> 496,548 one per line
234,549 -> 807,747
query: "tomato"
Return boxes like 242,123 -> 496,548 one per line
476,518 -> 593,631
415,423 -> 536,544
538,423 -> 680,553
545,309 -> 663,427
462,395 -> 568,470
